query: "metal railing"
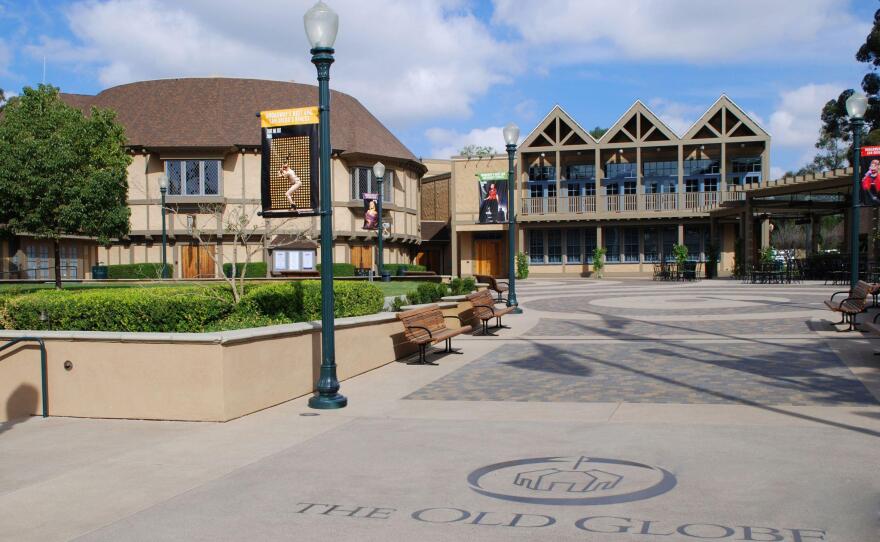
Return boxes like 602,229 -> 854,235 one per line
643,193 -> 679,211
521,191 -> 742,216
0,337 -> 48,417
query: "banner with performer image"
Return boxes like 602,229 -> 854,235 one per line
362,193 -> 379,230
260,107 -> 320,217
861,146 -> 880,206
477,172 -> 509,224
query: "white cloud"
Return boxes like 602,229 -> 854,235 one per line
425,125 -> 506,158
768,83 -> 843,147
24,0 -> 515,127
492,0 -> 868,63
770,166 -> 785,180
647,98 -> 706,136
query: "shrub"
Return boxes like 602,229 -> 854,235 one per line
300,280 -> 384,321
449,277 -> 477,296
107,263 -> 173,279
0,286 -> 233,332
223,261 -> 268,278
516,251 -> 529,279
405,282 -> 449,305
384,263 -> 427,276
316,263 -> 356,277
237,282 -> 302,320
389,296 -> 406,312
205,312 -> 293,332
592,247 -> 607,278
672,244 -> 689,266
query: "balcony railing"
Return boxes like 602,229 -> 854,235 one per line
521,191 -> 739,217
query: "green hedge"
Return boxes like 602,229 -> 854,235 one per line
384,263 -> 427,276
405,282 -> 449,305
449,277 -> 476,296
107,263 -> 173,279
316,263 -> 356,277
223,262 -> 268,278
300,281 -> 385,321
0,286 -> 233,332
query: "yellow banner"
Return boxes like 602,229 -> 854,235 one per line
260,107 -> 319,128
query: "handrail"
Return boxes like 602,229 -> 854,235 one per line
0,337 -> 48,417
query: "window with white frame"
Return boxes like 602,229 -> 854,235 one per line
164,160 -> 221,196
529,230 -> 544,264
350,167 -> 393,202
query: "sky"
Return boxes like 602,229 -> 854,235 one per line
0,0 -> 876,178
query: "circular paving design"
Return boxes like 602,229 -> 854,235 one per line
588,294 -> 790,310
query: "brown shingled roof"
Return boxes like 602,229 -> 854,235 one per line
60,78 -> 419,165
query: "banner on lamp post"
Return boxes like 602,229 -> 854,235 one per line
259,107 -> 320,217
477,172 -> 509,224
860,146 -> 880,206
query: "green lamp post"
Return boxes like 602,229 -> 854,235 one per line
373,161 -> 388,281
846,91 -> 868,288
503,122 -> 521,313
306,1 -> 346,409
159,174 -> 169,279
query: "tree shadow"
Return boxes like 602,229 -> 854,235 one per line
1,383 -> 39,435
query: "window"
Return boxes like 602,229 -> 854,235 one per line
566,229 -> 582,263
684,159 -> 719,176
529,230 -> 545,264
623,228 -> 639,262
529,166 -> 555,180
645,182 -> 659,194
623,181 -> 637,195
643,161 -> 677,177
60,244 -> 78,279
605,182 -> 620,195
703,177 -> 718,192
685,226 -> 702,261
164,160 -> 221,196
584,182 -> 596,196
644,228 -> 658,262
731,157 -> 761,173
685,179 -> 700,192
605,162 -> 637,179
604,227 -> 620,263
547,230 -> 562,264
350,167 -> 393,202
662,227 -> 677,262
584,228 -> 597,263
567,164 -> 595,180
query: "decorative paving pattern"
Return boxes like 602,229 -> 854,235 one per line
523,317 -> 831,338
406,341 -> 877,406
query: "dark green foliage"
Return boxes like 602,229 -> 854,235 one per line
300,280 -> 385,320
384,263 -> 427,275
204,312 -> 292,332
405,282 -> 449,305
222,262 -> 268,278
0,85 -> 131,288
106,263 -> 173,279
237,282 -> 302,320
516,251 -> 529,279
0,287 -> 233,332
449,277 -> 476,295
315,263 -> 356,277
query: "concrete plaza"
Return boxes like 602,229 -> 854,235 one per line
1,279 -> 879,541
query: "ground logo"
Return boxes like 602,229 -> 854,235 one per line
468,455 -> 676,505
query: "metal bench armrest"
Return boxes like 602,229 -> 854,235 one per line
830,290 -> 851,301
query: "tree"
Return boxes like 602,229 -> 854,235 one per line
459,144 -> 495,158
0,88 -> 6,110
589,126 -> 608,139
0,85 -> 131,288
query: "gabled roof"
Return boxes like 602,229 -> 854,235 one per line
683,95 -> 769,140
599,100 -> 679,144
520,105 -> 597,149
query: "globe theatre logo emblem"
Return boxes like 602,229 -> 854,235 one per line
468,456 -> 677,506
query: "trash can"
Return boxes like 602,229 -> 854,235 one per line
381,271 -> 391,282
91,265 -> 109,279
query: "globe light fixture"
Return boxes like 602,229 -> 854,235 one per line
503,122 -> 520,146
846,92 -> 868,119
304,1 -> 339,49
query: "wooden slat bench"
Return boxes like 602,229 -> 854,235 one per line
475,274 -> 509,303
824,280 -> 871,331
397,304 -> 472,365
466,289 -> 516,335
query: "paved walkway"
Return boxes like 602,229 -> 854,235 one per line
2,279 -> 879,541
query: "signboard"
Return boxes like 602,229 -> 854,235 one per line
860,146 -> 880,206
260,107 -> 320,217
362,193 -> 379,230
477,172 -> 509,224
272,249 -> 317,273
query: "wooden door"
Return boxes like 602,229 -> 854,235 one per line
351,245 -> 373,270
474,240 -> 502,277
182,245 -> 215,278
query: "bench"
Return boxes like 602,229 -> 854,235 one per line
397,304 -> 472,365
474,274 -> 509,303
824,280 -> 871,331
466,289 -> 516,335
401,270 -> 438,277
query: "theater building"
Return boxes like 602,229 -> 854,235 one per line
2,78 -> 426,280
451,96 -> 771,277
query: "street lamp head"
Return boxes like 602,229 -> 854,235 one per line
304,1 -> 339,49
372,161 -> 385,180
503,122 -> 520,146
159,175 -> 168,190
846,92 -> 869,119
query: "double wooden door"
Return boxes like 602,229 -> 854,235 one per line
474,239 -> 503,277
182,245 -> 215,278
351,245 -> 373,270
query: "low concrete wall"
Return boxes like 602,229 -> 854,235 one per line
0,313 -> 421,423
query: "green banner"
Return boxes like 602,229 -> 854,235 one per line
477,171 -> 508,181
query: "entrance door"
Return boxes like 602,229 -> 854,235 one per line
351,245 -> 373,270
474,239 -> 502,277
182,245 -> 216,278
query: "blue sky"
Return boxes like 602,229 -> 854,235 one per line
0,0 -> 876,177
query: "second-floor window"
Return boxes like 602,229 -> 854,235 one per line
165,160 -> 221,196
351,167 -> 393,202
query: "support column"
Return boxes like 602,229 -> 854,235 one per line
743,204 -> 754,269
636,146 -> 643,211
810,214 -> 820,256
595,225 -> 603,274
760,217 -> 771,249
677,223 -> 684,245
451,230 -> 459,277
720,142 -> 727,194
677,145 -> 684,209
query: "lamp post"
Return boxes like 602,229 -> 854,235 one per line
159,175 -> 168,279
503,122 -> 521,313
305,1 -> 346,409
373,161 -> 387,281
847,91 -> 868,288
